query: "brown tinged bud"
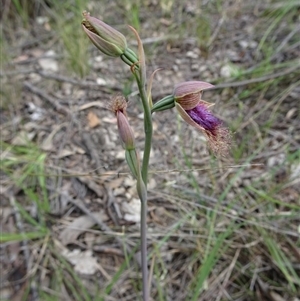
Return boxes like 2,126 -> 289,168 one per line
82,11 -> 127,57
117,110 -> 135,150
109,95 -> 140,178
109,95 -> 135,150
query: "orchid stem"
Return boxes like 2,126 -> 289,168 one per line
140,197 -> 148,301
134,69 -> 152,301
135,74 -> 153,185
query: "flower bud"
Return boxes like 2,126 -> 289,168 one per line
173,81 -> 214,110
109,95 -> 135,150
117,110 -> 135,150
82,11 -> 127,57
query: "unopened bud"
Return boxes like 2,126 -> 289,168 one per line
109,95 -> 135,150
117,111 -> 135,150
82,11 -> 127,57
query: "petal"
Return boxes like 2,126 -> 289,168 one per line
175,91 -> 202,110
175,102 -> 206,133
174,81 -> 214,98
174,81 -> 215,110
82,25 -> 122,57
83,12 -> 127,49
176,102 -> 231,156
117,111 -> 135,150
206,126 -> 231,156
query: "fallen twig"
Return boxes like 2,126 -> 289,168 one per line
23,81 -> 72,116
213,65 -> 300,89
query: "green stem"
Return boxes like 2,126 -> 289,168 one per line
133,61 -> 152,301
134,74 -> 153,186
136,175 -> 148,301
140,194 -> 148,301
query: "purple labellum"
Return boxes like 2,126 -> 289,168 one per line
185,103 -> 231,156
186,104 -> 222,136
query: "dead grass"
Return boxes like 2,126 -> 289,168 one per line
1,0 -> 300,300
